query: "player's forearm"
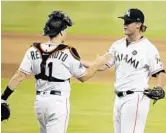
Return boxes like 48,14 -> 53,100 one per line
79,53 -> 111,82
81,60 -> 109,71
8,71 -> 27,89
1,71 -> 27,101
81,60 -> 94,68
79,63 -> 102,82
156,72 -> 166,88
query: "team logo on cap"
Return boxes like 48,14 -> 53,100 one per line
125,10 -> 130,17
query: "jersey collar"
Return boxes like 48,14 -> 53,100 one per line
126,36 -> 144,47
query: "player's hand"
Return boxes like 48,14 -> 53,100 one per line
94,53 -> 111,66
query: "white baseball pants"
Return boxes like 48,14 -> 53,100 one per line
34,94 -> 70,133
113,92 -> 150,133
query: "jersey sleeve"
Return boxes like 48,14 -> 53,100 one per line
19,49 -> 32,75
67,47 -> 87,78
69,58 -> 87,78
105,44 -> 115,67
148,45 -> 165,77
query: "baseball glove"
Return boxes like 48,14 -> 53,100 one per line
1,102 -> 10,121
143,87 -> 165,104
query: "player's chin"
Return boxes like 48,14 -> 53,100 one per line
123,30 -> 130,35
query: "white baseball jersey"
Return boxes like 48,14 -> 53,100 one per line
107,37 -> 164,91
19,42 -> 86,98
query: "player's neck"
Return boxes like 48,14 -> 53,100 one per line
126,32 -> 143,43
49,38 -> 63,45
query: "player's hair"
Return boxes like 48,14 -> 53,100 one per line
140,24 -> 147,32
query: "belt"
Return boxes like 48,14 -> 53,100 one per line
36,90 -> 61,96
116,90 -> 134,97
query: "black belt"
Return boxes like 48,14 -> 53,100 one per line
36,90 -> 61,96
116,90 -> 134,97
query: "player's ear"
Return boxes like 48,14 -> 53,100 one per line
136,22 -> 142,29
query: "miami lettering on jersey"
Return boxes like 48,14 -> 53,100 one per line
107,37 -> 165,91
115,53 -> 139,69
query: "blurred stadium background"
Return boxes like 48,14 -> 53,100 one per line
1,1 -> 166,133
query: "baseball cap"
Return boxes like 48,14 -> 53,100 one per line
118,8 -> 144,23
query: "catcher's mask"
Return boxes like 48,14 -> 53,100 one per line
43,11 -> 73,38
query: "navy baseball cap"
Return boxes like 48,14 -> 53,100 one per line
118,8 -> 145,23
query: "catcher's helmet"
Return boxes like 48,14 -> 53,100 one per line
43,11 -> 73,37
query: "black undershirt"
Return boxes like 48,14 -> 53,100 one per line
126,36 -> 144,47
152,70 -> 166,77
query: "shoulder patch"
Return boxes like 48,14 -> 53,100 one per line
69,47 -> 80,60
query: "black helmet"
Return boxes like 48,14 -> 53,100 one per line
43,11 -> 73,37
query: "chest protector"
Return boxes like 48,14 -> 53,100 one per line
33,42 -> 70,82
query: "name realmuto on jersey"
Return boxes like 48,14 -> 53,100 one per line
115,53 -> 139,69
30,50 -> 68,62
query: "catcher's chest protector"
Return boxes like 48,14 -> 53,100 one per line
33,43 -> 70,82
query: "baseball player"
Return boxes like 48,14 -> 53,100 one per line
1,11 -> 111,133
82,8 -> 166,133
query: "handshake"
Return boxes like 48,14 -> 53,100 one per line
78,53 -> 112,82
94,53 -> 111,66
81,53 -> 112,71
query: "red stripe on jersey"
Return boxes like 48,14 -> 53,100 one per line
133,95 -> 140,133
20,69 -> 31,75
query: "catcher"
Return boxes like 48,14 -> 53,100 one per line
1,10 -> 111,133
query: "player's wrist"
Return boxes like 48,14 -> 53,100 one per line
91,62 -> 102,70
1,86 -> 14,101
